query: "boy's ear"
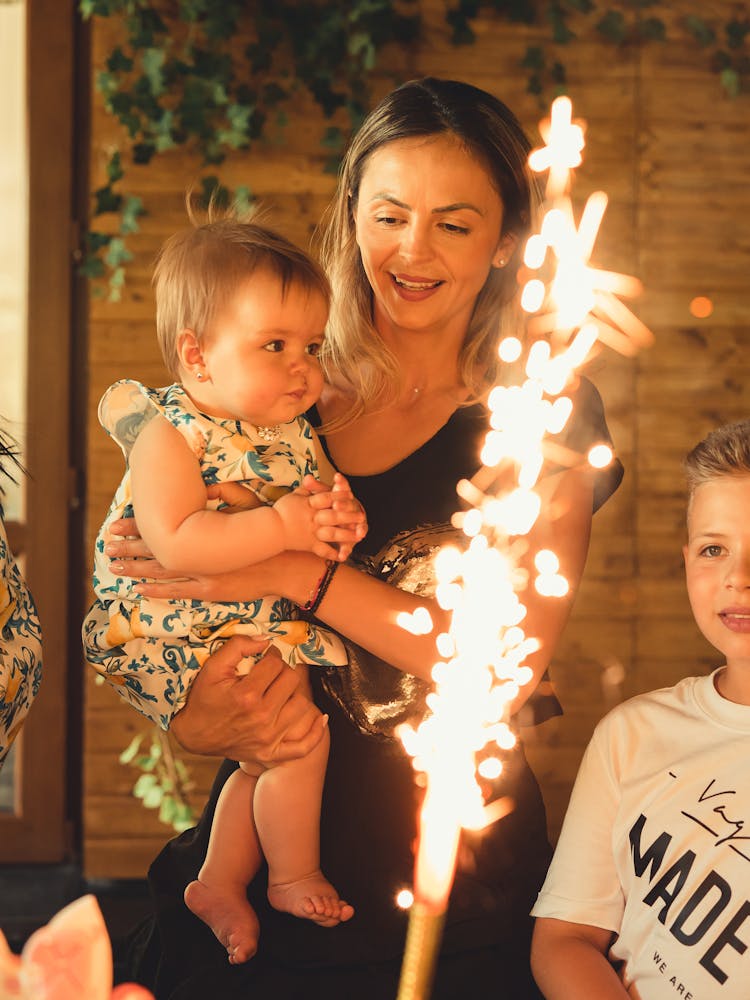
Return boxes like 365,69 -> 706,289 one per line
176,329 -> 204,372
682,543 -> 689,568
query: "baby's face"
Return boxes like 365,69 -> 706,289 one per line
197,274 -> 327,426
683,474 -> 750,672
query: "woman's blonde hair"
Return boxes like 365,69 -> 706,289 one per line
316,77 -> 540,422
154,203 -> 331,379
685,419 -> 750,503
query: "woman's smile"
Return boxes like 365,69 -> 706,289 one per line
353,134 -> 511,344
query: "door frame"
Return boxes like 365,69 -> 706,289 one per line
0,0 -> 77,861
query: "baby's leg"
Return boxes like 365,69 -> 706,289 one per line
258,671 -> 354,926
184,765 -> 263,964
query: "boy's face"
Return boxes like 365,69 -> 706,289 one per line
683,474 -> 750,672
196,272 -> 327,425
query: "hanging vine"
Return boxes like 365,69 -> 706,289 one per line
81,1 -> 749,302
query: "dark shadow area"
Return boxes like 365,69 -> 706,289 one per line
0,864 -> 152,967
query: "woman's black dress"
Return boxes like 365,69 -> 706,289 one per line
125,379 -> 622,999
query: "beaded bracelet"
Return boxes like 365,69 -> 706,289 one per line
309,559 -> 340,615
299,559 -> 339,616
299,559 -> 339,614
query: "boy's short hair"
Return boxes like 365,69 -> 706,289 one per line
685,419 -> 750,500
153,207 -> 331,378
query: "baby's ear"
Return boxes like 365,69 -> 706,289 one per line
176,329 -> 203,370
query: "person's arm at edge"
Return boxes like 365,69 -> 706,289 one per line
531,918 -> 628,999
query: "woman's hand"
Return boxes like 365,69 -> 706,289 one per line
106,518 -> 322,604
170,634 -> 327,763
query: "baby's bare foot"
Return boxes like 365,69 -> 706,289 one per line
184,878 -> 260,964
267,870 -> 354,927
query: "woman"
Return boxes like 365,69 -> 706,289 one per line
107,78 -> 623,997
0,425 -> 42,769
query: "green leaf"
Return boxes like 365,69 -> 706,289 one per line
93,186 -> 122,215
96,69 -> 120,98
119,733 -> 143,765
142,784 -> 163,809
684,15 -> 716,48
107,277 -> 123,303
133,142 -> 157,164
133,773 -> 157,797
106,150 -> 123,184
106,46 -> 133,74
547,5 -> 575,45
596,10 -> 627,44
120,195 -> 144,235
726,18 -> 750,50
141,47 -> 166,96
78,255 -> 106,280
720,66 -> 740,97
347,31 -> 370,56
521,45 -> 545,70
638,18 -> 666,43
86,230 -> 113,253
173,803 -> 196,832
104,236 -> 133,268
158,796 -> 175,824
321,125 -> 343,150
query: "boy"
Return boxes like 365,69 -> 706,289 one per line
531,419 -> 750,999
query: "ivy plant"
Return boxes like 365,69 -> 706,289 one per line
82,1 -> 749,302
119,725 -> 196,832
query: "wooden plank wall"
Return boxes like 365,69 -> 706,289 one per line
83,2 -> 750,877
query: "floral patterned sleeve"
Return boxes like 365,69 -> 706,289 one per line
0,511 -> 43,767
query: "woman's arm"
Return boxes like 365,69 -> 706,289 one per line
113,463 -> 593,696
531,918 -> 627,999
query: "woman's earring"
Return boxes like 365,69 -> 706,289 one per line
195,371 -> 204,381
496,258 -> 506,268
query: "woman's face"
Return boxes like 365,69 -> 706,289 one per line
352,134 -> 514,346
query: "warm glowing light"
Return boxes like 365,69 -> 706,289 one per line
535,549 -> 559,574
528,95 -> 585,197
477,757 -> 503,780
690,295 -> 713,319
588,443 -> 613,469
396,94 -> 654,1000
524,233 -> 547,269
521,278 -> 545,313
498,336 -> 523,363
535,573 -> 569,598
396,888 -> 414,909
396,606 -> 434,636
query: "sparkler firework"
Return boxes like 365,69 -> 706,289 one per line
395,96 -> 654,1000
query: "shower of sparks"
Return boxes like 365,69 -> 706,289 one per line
396,95 -> 654,1000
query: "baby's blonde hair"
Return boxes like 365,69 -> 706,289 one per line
153,205 -> 331,379
684,419 -> 750,507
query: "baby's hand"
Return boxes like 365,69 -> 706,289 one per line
274,476 -> 366,561
305,473 -> 368,562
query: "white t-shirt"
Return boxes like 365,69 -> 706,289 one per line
532,670 -> 750,999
